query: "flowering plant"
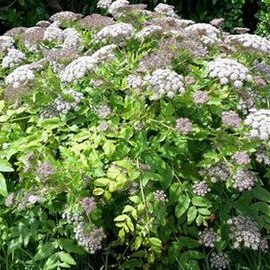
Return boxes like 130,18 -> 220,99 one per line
0,2 -> 270,269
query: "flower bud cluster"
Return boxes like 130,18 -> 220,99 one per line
80,197 -> 97,214
108,0 -> 129,17
232,151 -> 250,165
221,111 -> 242,128
92,44 -> 117,64
49,11 -> 82,23
37,162 -> 55,181
193,180 -> 210,196
53,89 -> 83,114
176,117 -> 193,135
0,36 -> 14,53
127,74 -> 143,89
227,216 -> 262,250
60,56 -> 96,82
96,104 -> 112,118
253,60 -> 270,75
193,91 -> 209,105
74,223 -> 106,254
185,23 -> 220,45
198,228 -> 219,247
4,27 -> 26,38
208,58 -> 252,88
210,252 -> 230,270
63,28 -> 83,48
233,169 -> 256,191
97,0 -> 112,9
256,147 -> 270,165
79,14 -> 114,30
135,25 -> 163,40
237,89 -> 258,114
2,49 -> 26,69
154,190 -> 168,202
225,34 -> 270,54
43,26 -> 64,42
244,109 -> 270,140
144,68 -> 185,100
206,162 -> 231,183
5,64 -> 35,89
154,3 -> 177,17
93,23 -> 134,45
23,26 -> 45,50
41,89 -> 83,119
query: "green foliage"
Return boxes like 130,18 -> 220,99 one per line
1,3 -> 270,270
256,0 -> 270,37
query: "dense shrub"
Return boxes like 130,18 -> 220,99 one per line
0,0 -> 259,32
257,0 -> 270,37
0,1 -> 270,269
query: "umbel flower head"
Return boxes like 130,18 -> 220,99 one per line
198,228 -> 219,247
233,169 -> 256,191
93,23 -> 134,45
210,252 -> 230,270
221,111 -> 242,128
225,33 -> 270,54
193,180 -> 210,196
176,117 -> 193,135
232,151 -> 250,165
74,223 -> 106,254
5,64 -> 35,89
227,215 -> 262,250
244,109 -> 270,140
2,48 -> 26,69
207,58 -> 252,88
144,68 -> 185,100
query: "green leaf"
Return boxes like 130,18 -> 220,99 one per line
169,183 -> 182,203
192,196 -> 211,207
34,242 -> 55,261
94,178 -> 111,187
58,251 -> 76,265
187,206 -> 197,224
0,158 -> 14,172
252,187 -> 270,203
175,196 -> 190,218
93,188 -> 104,196
114,214 -> 129,222
103,140 -> 116,157
198,208 -> 211,216
0,173 -> 7,197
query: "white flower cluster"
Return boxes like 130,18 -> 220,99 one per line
144,68 -> 185,99
49,11 -> 82,23
108,0 -> 129,17
135,25 -> 163,40
91,44 -> 117,64
2,49 -> 26,69
127,74 -> 143,89
225,34 -> 270,54
60,56 -> 97,83
208,58 -> 252,88
93,23 -> 134,45
0,36 -> 14,53
244,109 -> 270,140
5,64 -> 34,88
185,23 -> 220,45
43,26 -> 64,42
97,0 -> 112,9
24,26 -> 45,51
63,28 -> 83,48
154,3 -> 177,17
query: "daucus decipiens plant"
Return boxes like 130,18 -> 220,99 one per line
0,1 -> 270,270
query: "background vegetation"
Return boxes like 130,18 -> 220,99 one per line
0,0 -> 262,34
